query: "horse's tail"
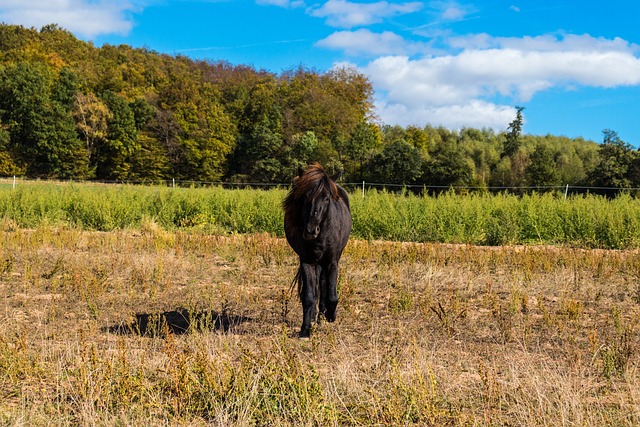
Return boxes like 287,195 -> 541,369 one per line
289,267 -> 302,297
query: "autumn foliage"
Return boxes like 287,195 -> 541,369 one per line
0,24 -> 636,192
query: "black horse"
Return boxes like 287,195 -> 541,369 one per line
283,163 -> 352,337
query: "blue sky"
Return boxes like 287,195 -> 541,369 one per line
2,1 -> 639,145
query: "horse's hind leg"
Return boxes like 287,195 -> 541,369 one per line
324,261 -> 339,322
299,263 -> 318,338
318,265 -> 327,319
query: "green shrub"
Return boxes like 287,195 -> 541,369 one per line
1,183 -> 640,248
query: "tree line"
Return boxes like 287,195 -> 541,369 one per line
0,24 -> 637,192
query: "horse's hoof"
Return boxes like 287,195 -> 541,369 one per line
325,311 -> 336,322
299,328 -> 311,338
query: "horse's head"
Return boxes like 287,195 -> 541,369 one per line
296,165 -> 342,241
302,186 -> 331,240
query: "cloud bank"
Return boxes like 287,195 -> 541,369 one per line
325,31 -> 640,130
0,0 -> 137,38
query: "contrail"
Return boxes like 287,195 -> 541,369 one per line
176,38 -> 307,52
407,5 -> 565,31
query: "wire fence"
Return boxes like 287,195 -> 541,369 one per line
0,176 -> 639,198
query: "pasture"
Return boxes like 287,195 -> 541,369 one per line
1,184 -> 640,425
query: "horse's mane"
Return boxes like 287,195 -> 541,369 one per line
283,163 -> 340,236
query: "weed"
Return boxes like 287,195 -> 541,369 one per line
429,291 -> 466,336
389,286 -> 414,314
559,296 -> 584,322
478,361 -> 501,423
597,306 -> 638,380
279,288 -> 291,324
0,254 -> 14,274
489,292 -> 516,343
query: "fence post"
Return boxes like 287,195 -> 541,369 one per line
564,184 -> 569,200
12,175 -> 16,190
362,181 -> 365,198
172,178 -> 175,189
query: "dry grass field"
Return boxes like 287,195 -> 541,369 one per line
1,223 -> 640,425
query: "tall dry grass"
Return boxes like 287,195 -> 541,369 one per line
1,226 -> 639,425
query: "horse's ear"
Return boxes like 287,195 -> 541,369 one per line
298,166 -> 305,178
330,170 -> 343,182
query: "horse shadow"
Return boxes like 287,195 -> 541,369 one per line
103,308 -> 251,337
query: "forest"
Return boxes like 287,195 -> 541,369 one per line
0,23 -> 638,190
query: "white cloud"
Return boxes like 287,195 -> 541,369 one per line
308,0 -> 423,28
424,1 -> 476,23
316,29 -> 430,56
0,0 -> 139,38
256,0 -> 305,8
449,33 -> 639,54
440,6 -> 465,20
352,33 -> 640,130
376,99 -> 517,130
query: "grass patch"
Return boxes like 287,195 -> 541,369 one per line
1,229 -> 640,424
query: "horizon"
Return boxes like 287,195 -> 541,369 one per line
1,1 -> 638,145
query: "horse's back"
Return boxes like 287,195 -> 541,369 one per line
337,185 -> 351,212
